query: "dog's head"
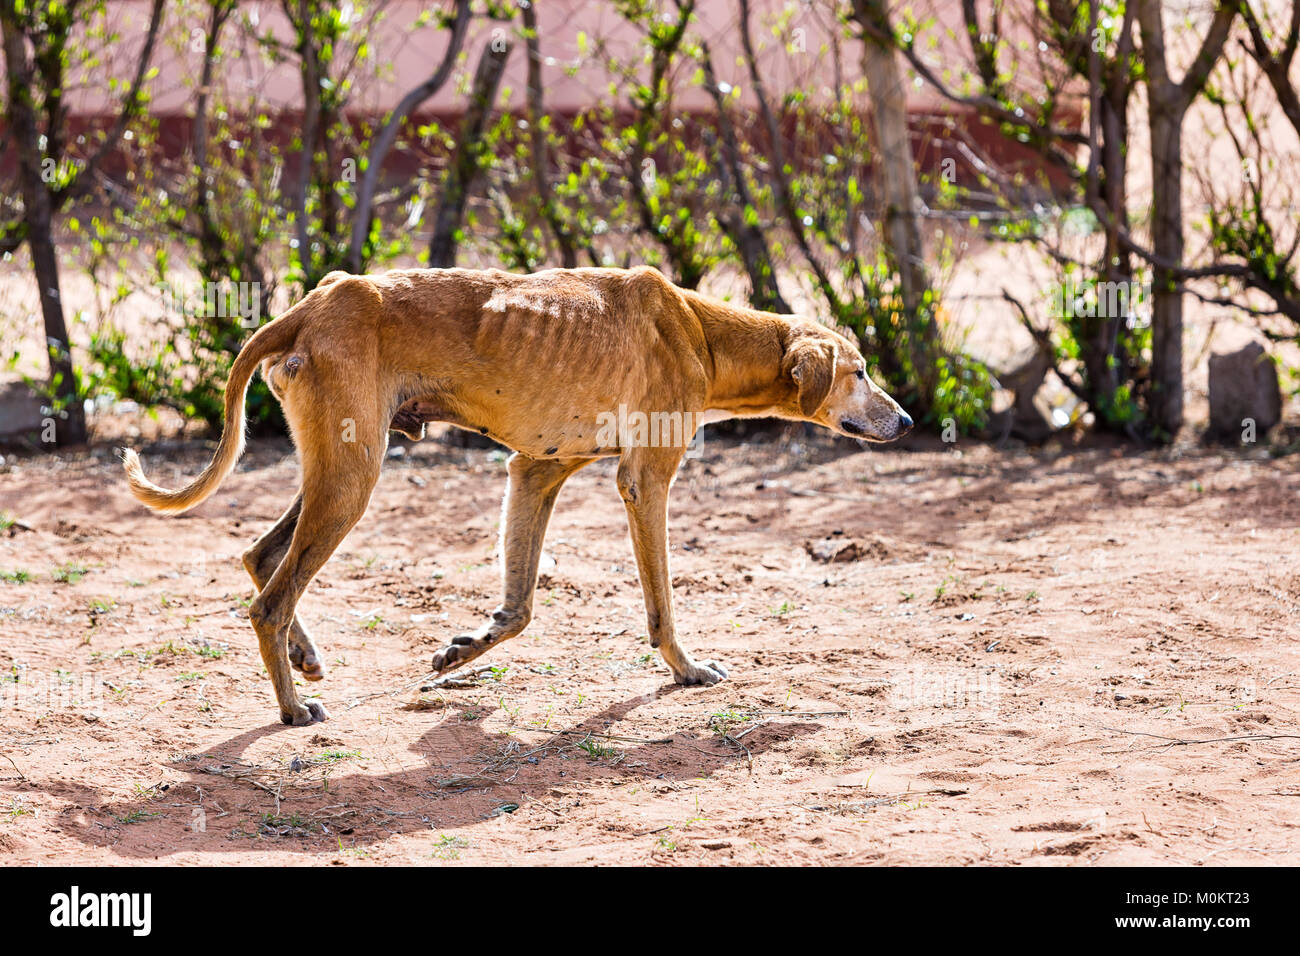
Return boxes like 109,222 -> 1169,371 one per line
782,324 -> 913,442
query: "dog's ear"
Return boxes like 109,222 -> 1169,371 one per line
784,340 -> 837,417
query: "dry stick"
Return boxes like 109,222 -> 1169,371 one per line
720,720 -> 770,773
347,664 -> 498,708
723,735 -> 754,772
730,720 -> 771,741
734,709 -> 849,718
0,753 -> 27,782
527,728 -> 674,746
1102,726 -> 1300,748
793,787 -> 967,814
201,766 -> 282,799
425,665 -> 502,690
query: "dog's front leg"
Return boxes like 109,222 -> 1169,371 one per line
431,454 -> 589,675
618,450 -> 728,686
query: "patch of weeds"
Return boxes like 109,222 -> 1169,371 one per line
708,710 -> 749,737
314,749 -> 361,765
87,598 -> 116,626
53,563 -> 88,584
116,809 -> 162,825
578,737 -> 621,761
0,569 -> 31,584
431,833 -> 469,860
176,671 -> 206,682
683,795 -> 708,826
771,600 -> 795,617
195,644 -> 226,660
499,697 -> 521,723
337,837 -> 371,859
6,799 -> 33,821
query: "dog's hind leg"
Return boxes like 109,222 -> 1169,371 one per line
249,443 -> 382,725
241,492 -> 326,681
617,449 -> 728,686
431,454 -> 589,675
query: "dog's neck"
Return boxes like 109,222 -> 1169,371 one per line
682,290 -> 800,417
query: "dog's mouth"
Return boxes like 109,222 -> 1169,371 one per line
840,418 -> 885,442
840,416 -> 914,443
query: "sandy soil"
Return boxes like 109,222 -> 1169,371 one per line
1,425 -> 1298,866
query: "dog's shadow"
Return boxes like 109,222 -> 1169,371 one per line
48,686 -> 820,860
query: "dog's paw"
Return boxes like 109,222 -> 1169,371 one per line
288,641 -> 327,682
280,701 -> 329,726
431,635 -> 481,675
673,659 -> 729,687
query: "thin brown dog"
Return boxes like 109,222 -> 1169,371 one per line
123,266 -> 912,726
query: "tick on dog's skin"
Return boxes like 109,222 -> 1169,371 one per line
122,265 -> 912,726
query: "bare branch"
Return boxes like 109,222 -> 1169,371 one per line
54,0 -> 166,206
348,0 -> 471,271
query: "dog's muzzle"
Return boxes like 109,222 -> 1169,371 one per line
841,411 -> 912,441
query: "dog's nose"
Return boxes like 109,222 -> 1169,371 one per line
896,411 -> 914,436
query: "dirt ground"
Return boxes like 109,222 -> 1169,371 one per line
1,424 -> 1298,866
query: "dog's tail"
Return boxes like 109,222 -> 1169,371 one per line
121,303 -> 308,515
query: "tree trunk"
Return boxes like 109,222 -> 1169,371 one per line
292,0 -> 322,283
1,12 -> 86,445
1136,0 -> 1235,438
523,1 -> 579,269
25,197 -> 85,445
1147,104 -> 1185,435
1086,85 -> 1132,417
428,38 -> 511,269
852,0 -> 939,383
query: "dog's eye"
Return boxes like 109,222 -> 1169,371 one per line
855,369 -> 865,380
